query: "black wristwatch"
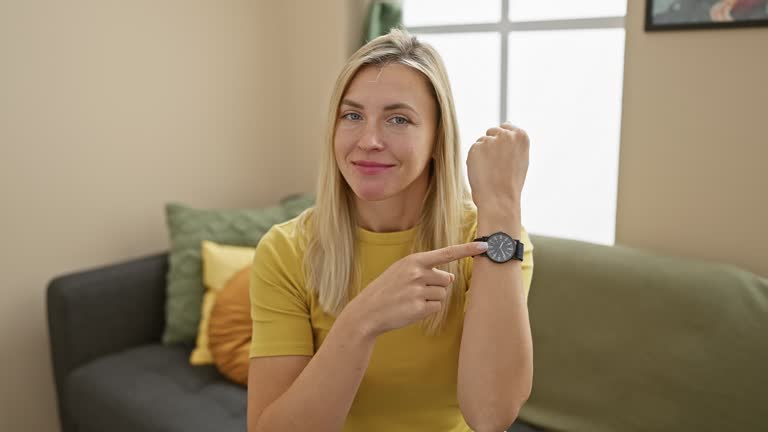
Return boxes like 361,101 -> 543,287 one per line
472,231 -> 524,263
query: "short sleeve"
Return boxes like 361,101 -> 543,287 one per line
462,226 -> 535,307
249,226 -> 314,358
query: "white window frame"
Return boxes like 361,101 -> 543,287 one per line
405,3 -> 625,126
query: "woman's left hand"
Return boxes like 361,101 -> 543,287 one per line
466,121 -> 530,210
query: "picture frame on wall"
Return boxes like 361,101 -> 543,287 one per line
646,0 -> 768,30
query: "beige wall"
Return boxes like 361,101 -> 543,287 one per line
277,0 -> 370,193
1,0 -> 765,430
616,1 -> 768,277
0,0 -> 362,430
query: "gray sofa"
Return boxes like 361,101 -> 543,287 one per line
46,252 -> 250,432
47,235 -> 768,431
46,252 -> 541,432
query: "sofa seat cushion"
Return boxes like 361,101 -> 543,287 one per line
67,344 -> 246,432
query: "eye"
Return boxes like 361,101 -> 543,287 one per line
342,112 -> 363,121
388,116 -> 410,126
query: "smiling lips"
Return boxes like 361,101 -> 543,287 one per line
352,160 -> 395,175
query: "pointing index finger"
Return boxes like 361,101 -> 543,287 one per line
419,242 -> 489,267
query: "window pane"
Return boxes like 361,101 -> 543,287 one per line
404,0 -> 501,26
509,0 -> 626,21
415,33 -> 500,175
507,29 -> 625,245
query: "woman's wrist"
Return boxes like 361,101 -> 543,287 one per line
338,300 -> 379,343
476,201 -> 522,239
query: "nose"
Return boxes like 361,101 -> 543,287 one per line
357,123 -> 384,152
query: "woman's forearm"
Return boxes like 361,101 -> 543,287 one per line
457,206 -> 533,432
253,309 -> 375,432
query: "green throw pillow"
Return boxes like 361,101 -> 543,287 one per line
280,193 -> 317,215
162,196 -> 315,345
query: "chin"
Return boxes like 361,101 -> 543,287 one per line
349,182 -> 396,202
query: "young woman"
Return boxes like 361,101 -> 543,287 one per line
246,28 -> 534,432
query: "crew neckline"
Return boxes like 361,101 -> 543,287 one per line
356,224 -> 420,245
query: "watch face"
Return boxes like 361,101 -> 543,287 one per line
487,232 -> 516,263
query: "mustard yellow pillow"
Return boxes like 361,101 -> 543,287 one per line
190,240 -> 255,365
209,265 -> 252,386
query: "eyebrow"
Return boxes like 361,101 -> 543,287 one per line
341,99 -> 418,114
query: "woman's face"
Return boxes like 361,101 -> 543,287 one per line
334,63 -> 438,203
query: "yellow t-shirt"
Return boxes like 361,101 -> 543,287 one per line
249,212 -> 534,431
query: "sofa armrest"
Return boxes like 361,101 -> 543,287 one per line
46,252 -> 168,432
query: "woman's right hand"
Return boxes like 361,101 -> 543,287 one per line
344,241 -> 489,338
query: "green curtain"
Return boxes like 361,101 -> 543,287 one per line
363,0 -> 403,45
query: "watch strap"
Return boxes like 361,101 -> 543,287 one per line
473,235 -> 489,257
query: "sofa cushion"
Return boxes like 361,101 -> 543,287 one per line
520,235 -> 768,432
68,344 -> 246,432
66,344 -> 542,432
191,241 -> 255,366
162,201 -> 305,345
209,265 -> 252,387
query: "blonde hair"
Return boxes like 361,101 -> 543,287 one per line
295,28 -> 476,335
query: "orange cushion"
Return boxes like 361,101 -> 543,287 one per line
208,265 -> 251,386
